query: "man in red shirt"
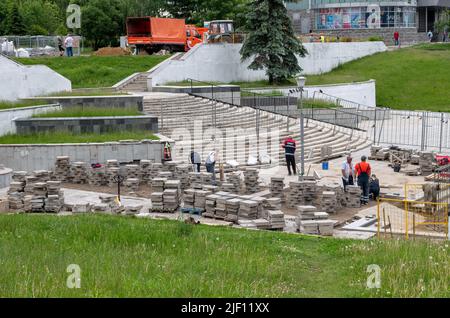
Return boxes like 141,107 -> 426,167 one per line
282,135 -> 297,176
355,155 -> 372,205
394,31 -> 400,46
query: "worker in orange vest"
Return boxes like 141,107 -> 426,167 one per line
355,155 -> 372,205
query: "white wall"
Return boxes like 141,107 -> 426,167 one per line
150,42 -> 387,86
251,80 -> 377,107
0,55 -> 72,101
0,104 -> 62,136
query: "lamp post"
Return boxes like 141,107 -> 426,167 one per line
296,76 -> 306,180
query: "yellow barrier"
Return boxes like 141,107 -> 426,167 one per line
377,197 -> 448,240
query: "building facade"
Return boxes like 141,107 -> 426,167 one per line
286,0 -> 450,43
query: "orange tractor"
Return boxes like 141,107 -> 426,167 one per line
126,17 -> 207,54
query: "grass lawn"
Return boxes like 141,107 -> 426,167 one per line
0,131 -> 158,144
306,43 -> 450,111
47,90 -> 128,97
16,55 -> 169,89
0,214 -> 447,297
0,100 -> 52,110
33,106 -> 141,118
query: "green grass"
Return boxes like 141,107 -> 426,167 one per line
302,98 -> 337,109
32,106 -> 141,118
0,100 -> 52,110
306,44 -> 450,111
0,131 -> 158,144
16,55 -> 169,89
0,214 -> 447,297
46,90 -> 128,97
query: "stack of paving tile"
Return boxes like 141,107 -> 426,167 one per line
24,176 -> 38,195
23,195 -> 33,212
239,200 -> 258,220
300,220 -> 334,236
369,146 -> 389,161
124,205 -> 143,216
203,185 -> 218,193
163,189 -> 180,212
151,178 -> 166,193
270,177 -> 285,200
286,181 -> 304,208
149,163 -> 164,180
194,190 -> 210,210
106,160 -> 120,169
264,197 -> 282,211
8,182 -> 25,210
251,196 -> 266,219
125,164 -> 140,180
201,172 -> 213,185
97,195 -> 118,213
237,219 -> 257,229
54,156 -> 71,182
106,167 -> 121,187
174,164 -> 191,189
225,198 -> 240,222
204,194 -> 218,218
221,183 -> 234,192
33,170 -> 50,183
188,172 -> 202,189
253,219 -> 270,230
71,162 -> 89,184
46,180 -> 64,212
319,183 -> 343,209
214,196 -> 229,219
243,168 -> 259,194
158,171 -> 173,179
183,189 -> 195,208
419,151 -> 434,176
125,178 -> 140,193
226,172 -> 241,193
12,171 -> 27,183
163,161 -> 178,174
151,192 -> 164,212
92,203 -> 110,214
89,167 -> 106,186
296,205 -> 318,229
302,181 -> 317,205
321,191 -> 337,214
345,185 -> 361,208
267,210 -> 285,230
411,154 -> 420,165
139,160 -> 152,184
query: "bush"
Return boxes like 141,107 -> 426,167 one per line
340,37 -> 352,42
368,36 -> 384,42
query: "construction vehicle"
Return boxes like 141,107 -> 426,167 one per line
126,17 -> 205,54
207,20 -> 237,43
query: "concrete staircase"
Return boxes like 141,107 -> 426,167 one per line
119,73 -> 148,92
143,94 -> 372,165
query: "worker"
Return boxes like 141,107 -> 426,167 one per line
282,135 -> 297,176
355,155 -> 372,205
369,174 -> 380,201
64,33 -> 74,57
205,149 -> 218,185
341,154 -> 355,191
190,151 -> 201,173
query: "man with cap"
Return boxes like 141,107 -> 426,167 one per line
355,155 -> 372,205
341,154 -> 355,191
281,135 -> 297,176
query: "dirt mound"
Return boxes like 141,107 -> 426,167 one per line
93,47 -> 131,56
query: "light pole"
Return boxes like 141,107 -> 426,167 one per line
296,76 -> 306,180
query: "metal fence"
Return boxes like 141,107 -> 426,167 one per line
0,35 -> 83,56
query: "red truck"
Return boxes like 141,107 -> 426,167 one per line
126,17 -> 205,54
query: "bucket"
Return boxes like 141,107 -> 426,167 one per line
322,161 -> 329,170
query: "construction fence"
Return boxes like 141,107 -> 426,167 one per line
377,197 -> 448,240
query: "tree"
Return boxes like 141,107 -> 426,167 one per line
21,0 -> 63,35
240,0 -> 306,84
5,3 -> 26,35
0,1 -> 8,35
81,0 -> 123,50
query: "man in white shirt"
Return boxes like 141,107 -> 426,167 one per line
341,154 -> 355,191
205,149 -> 217,185
64,34 -> 74,57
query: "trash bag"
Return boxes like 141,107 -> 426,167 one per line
247,155 -> 258,166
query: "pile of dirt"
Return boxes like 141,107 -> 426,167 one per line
93,47 -> 131,56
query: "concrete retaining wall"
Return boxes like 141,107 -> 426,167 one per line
0,165 -> 12,188
0,54 -> 71,101
0,104 -> 62,136
14,116 -> 158,135
150,42 -> 387,86
152,85 -> 241,105
0,140 -> 169,171
250,80 -> 377,107
26,95 -> 144,111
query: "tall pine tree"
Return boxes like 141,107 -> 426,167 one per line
5,3 -> 26,35
240,0 -> 306,84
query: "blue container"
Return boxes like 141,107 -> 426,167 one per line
322,161 -> 329,170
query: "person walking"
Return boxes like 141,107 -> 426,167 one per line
64,34 -> 74,57
341,155 -> 355,191
282,135 -> 297,176
393,31 -> 400,46
427,30 -> 433,42
57,36 -> 65,56
355,155 -> 372,205
190,151 -> 201,173
205,149 -> 217,185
